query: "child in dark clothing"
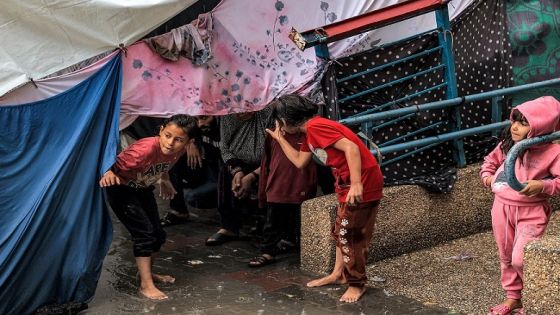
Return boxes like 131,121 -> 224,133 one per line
266,94 -> 384,303
99,114 -> 199,300
246,132 -> 317,267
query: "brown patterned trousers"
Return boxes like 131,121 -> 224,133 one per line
332,200 -> 380,287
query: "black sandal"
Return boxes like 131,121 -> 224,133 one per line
248,255 -> 276,268
205,232 -> 239,246
160,212 -> 190,227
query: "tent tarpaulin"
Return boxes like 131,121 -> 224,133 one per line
119,0 -> 473,119
0,0 -> 198,96
0,53 -> 121,315
120,0 -> 473,118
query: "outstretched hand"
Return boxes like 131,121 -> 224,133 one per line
519,180 -> 544,197
99,170 -> 122,187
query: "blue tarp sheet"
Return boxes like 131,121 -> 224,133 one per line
0,55 -> 121,315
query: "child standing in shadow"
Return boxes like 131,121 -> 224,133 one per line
245,129 -> 317,267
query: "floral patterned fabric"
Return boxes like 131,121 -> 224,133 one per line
119,0 -> 472,121
321,0 -> 512,192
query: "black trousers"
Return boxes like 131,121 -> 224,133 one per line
169,143 -> 220,212
217,163 -> 260,234
106,185 -> 166,257
260,203 -> 301,255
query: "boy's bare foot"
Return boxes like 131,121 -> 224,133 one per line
135,272 -> 176,284
306,274 -> 345,287
339,286 -> 366,303
139,286 -> 168,300
152,273 -> 175,284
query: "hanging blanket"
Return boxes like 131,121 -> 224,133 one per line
0,55 -> 121,315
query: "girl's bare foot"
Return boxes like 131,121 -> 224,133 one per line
152,273 -> 175,284
306,274 -> 345,287
339,286 -> 366,303
139,286 -> 168,300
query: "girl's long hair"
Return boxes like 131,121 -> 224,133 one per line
271,94 -> 318,127
499,110 -> 528,155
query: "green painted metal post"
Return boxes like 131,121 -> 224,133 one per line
314,43 -> 330,59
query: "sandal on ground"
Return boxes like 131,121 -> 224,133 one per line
488,303 -> 519,315
517,309 -> 524,315
248,255 -> 276,268
160,212 -> 190,227
205,232 -> 238,246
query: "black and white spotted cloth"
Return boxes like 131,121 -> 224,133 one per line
321,0 -> 513,193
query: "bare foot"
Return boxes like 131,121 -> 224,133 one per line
306,274 -> 345,287
152,273 -> 175,284
339,286 -> 366,303
135,272 -> 176,284
139,286 -> 168,300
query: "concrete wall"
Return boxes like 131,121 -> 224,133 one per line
524,212 -> 560,315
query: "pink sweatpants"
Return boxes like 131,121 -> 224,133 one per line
491,198 -> 551,299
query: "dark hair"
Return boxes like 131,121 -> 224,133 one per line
500,110 -> 528,155
271,94 -> 318,127
162,114 -> 200,140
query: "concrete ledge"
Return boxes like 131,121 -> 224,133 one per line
301,164 -> 495,274
302,165 -> 560,275
524,212 -> 560,315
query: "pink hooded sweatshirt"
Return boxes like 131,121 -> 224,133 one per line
480,96 -> 560,205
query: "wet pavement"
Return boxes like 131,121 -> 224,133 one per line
83,205 -> 453,315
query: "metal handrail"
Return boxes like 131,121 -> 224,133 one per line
371,121 -> 509,156
340,78 -> 560,126
505,131 -> 560,191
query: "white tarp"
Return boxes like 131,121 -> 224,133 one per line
0,0 -> 198,96
0,0 -> 475,120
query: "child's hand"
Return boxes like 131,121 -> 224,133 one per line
519,180 -> 544,197
99,170 -> 122,187
158,179 -> 177,200
482,176 -> 493,187
265,120 -> 284,141
346,183 -> 363,205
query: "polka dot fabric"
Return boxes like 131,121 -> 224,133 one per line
321,0 -> 513,193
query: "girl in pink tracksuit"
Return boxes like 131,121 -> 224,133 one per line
481,96 -> 560,315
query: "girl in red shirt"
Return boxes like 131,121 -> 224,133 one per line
266,94 -> 383,303
99,114 -> 199,300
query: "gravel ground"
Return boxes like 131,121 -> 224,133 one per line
367,212 -> 559,315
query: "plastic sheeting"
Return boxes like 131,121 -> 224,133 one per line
0,55 -> 122,315
0,0 -> 197,96
120,0 -> 474,118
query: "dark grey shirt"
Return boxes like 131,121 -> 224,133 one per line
219,106 -> 272,166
